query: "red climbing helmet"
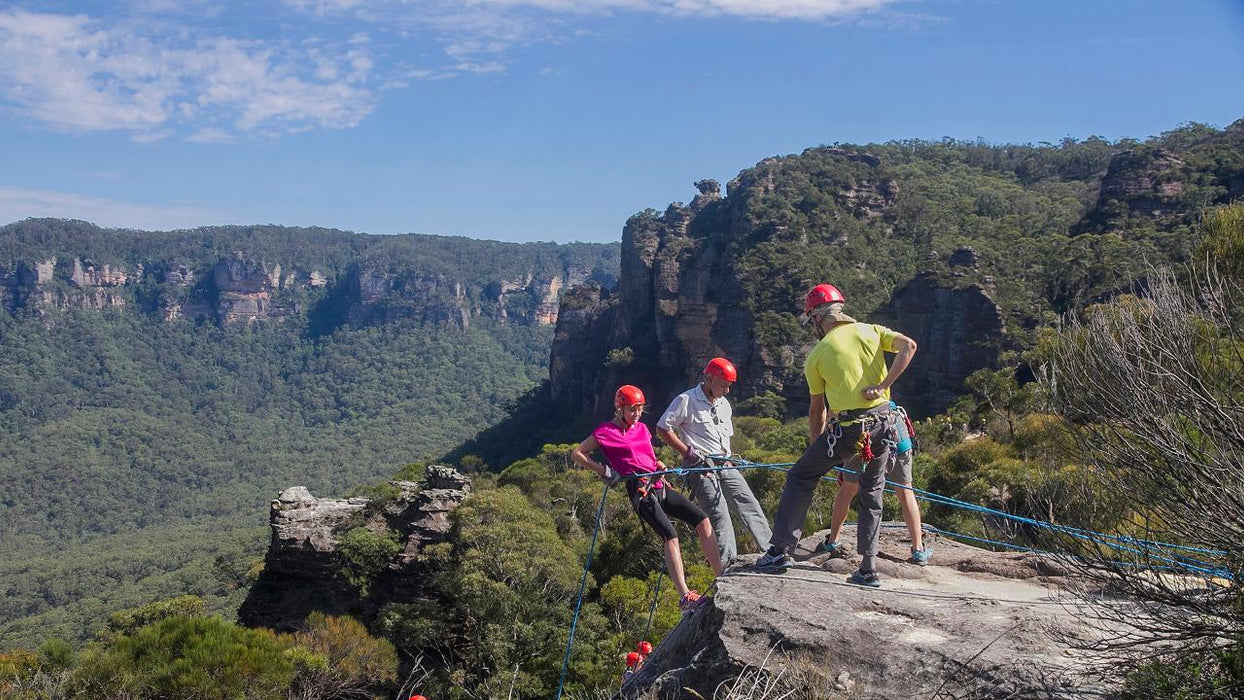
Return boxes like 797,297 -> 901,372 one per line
637,641 -> 653,655
626,651 -> 641,667
410,696 -> 427,700
704,357 -> 737,383
803,283 -> 845,314
800,283 -> 846,324
614,384 -> 646,408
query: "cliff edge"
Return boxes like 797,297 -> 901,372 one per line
624,525 -> 1116,699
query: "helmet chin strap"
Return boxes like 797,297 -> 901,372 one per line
616,409 -> 638,428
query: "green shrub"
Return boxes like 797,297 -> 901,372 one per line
286,612 -> 398,700
97,595 -> 206,642
337,527 -> 402,596
1196,202 -> 1244,280
1123,647 -> 1244,700
74,616 -> 295,699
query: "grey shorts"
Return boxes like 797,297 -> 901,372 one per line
840,449 -> 912,485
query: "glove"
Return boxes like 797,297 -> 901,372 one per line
603,465 -> 624,486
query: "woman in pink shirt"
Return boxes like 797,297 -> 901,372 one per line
572,385 -> 723,611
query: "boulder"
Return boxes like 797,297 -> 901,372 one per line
623,525 -> 1115,699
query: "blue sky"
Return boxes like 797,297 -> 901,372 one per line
0,0 -> 1241,242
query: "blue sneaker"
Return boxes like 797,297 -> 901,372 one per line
909,546 -> 931,566
846,569 -> 881,588
821,539 -> 847,557
755,547 -> 794,572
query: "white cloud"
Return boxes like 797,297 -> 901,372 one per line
0,186 -> 222,231
331,0 -> 897,21
280,0 -> 906,68
660,0 -> 895,20
0,9 -> 377,139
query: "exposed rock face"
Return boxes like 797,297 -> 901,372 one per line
381,466 -> 472,602
0,247 -> 591,327
0,261 -> 46,312
1077,148 -> 1190,233
623,526 -> 1117,699
351,269 -> 471,328
550,179 -> 746,420
948,246 -> 979,269
883,272 -> 1006,418
0,220 -> 619,326
549,285 -> 618,407
238,466 -> 472,631
214,254 -> 285,322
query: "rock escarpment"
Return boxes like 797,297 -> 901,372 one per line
237,465 -> 471,631
1076,148 -> 1190,234
623,526 -> 1117,699
883,270 -> 1006,419
0,220 -> 619,327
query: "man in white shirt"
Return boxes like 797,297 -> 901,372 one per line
657,358 -> 772,565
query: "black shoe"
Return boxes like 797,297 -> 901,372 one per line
846,569 -> 881,588
754,546 -> 794,572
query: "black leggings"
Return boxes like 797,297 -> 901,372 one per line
627,479 -> 708,542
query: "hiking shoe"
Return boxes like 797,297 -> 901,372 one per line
754,546 -> 795,572
679,590 -> 706,612
909,546 -> 931,566
821,539 -> 848,557
846,569 -> 881,588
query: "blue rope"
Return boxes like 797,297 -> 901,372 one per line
555,480 -> 611,700
918,525 -> 1228,579
922,524 -> 1043,554
641,567 -> 663,644
709,456 -> 1230,571
647,457 -> 1231,576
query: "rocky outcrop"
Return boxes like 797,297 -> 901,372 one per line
350,269 -> 471,328
238,466 -> 471,631
0,257 -> 133,311
381,467 -> 472,602
882,272 -> 1006,418
623,525 -> 1118,699
0,260 -> 47,312
549,178 -> 745,420
213,254 -> 298,322
0,250 -> 592,327
1077,148 -> 1190,233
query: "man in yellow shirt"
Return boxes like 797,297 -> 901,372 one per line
755,284 -> 917,588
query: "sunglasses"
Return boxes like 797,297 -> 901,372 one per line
710,404 -> 720,425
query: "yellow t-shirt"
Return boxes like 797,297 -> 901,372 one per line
804,322 -> 900,413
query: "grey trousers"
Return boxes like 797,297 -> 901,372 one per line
769,408 -> 893,558
687,468 -> 773,563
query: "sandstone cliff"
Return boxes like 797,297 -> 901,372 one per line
881,269 -> 1005,419
0,220 -> 618,327
238,465 -> 472,631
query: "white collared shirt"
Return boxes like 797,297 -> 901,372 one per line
657,384 -> 733,457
